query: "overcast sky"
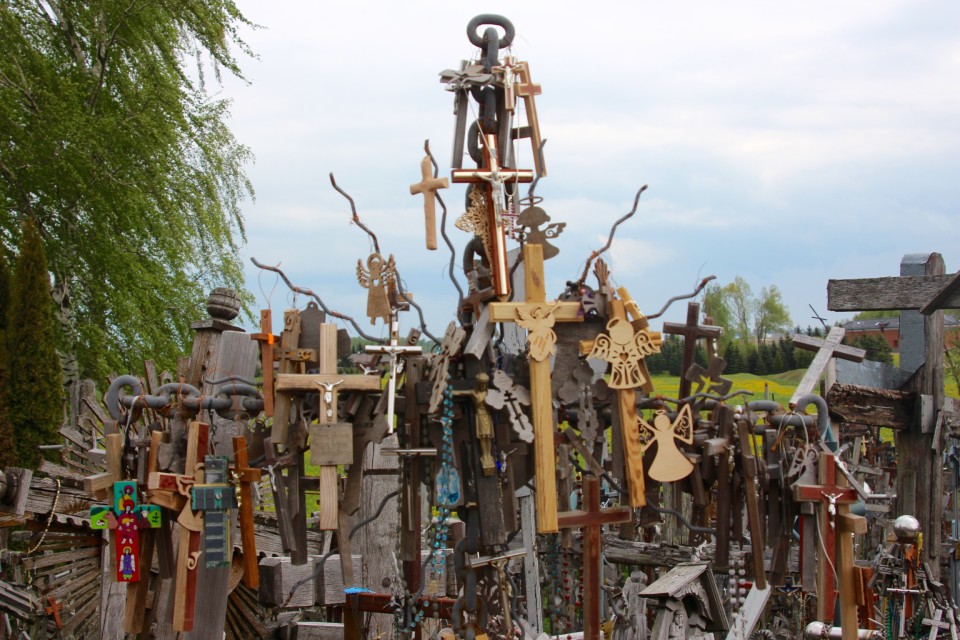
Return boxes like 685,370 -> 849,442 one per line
219,1 -> 960,342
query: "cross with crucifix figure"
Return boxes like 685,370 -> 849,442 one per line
790,326 -> 865,407
452,133 -> 534,297
488,243 -> 583,532
792,451 -> 858,623
409,154 -> 448,250
557,475 -> 632,640
663,302 -> 723,401
90,480 -> 161,583
365,313 -> 422,434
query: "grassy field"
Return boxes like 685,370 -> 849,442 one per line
649,370 -> 804,405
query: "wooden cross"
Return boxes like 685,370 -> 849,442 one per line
45,595 -> 63,630
452,133 -> 534,297
276,323 -> 381,531
663,302 -> 723,400
790,326 -> 866,407
232,435 -> 261,589
90,480 -> 161,582
191,455 -> 237,568
556,476 -> 631,640
250,309 -> 280,416
123,429 -> 164,634
365,314 -> 422,433
792,452 -> 858,623
409,155 -> 449,250
489,243 -> 584,532
685,356 -> 732,399
514,61 -> 546,178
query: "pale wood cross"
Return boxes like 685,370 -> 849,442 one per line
514,61 -> 546,178
409,155 -> 448,250
556,476 -> 631,640
452,133 -> 534,297
790,326 -> 865,407
663,302 -> 723,400
489,243 -> 583,532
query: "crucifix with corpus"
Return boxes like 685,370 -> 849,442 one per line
488,242 -> 583,532
452,132 -> 534,298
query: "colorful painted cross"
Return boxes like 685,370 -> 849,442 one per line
489,243 -> 584,532
452,133 -> 534,297
191,455 -> 238,568
91,480 -> 161,582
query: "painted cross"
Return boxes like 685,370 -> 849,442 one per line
792,452 -> 858,622
662,302 -> 723,401
232,435 -> 261,589
191,456 -> 238,568
409,155 -> 449,250
556,476 -> 631,640
91,480 -> 161,582
452,133 -> 534,297
250,309 -> 280,416
790,326 -> 866,407
489,243 -> 584,532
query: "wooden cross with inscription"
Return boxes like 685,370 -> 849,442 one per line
663,302 -> 723,401
452,133 -> 534,297
557,476 -> 631,640
489,243 -> 583,532
790,326 -> 865,407
232,435 -> 261,589
275,323 -> 381,531
792,451 -> 859,623
409,155 -> 448,250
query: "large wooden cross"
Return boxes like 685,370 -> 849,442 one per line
514,60 -> 545,178
663,302 -> 723,400
275,323 -> 381,531
792,452 -> 858,623
409,155 -> 448,251
790,326 -> 865,407
557,476 -> 631,640
452,133 -> 534,297
250,309 -> 280,417
489,243 -> 583,532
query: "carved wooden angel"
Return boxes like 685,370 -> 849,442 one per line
356,253 -> 396,325
638,404 -> 694,482
585,317 -> 662,389
516,302 -> 561,362
517,205 -> 565,260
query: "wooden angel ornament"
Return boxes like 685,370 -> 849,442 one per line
585,316 -> 662,389
357,252 -> 397,325
638,404 -> 695,482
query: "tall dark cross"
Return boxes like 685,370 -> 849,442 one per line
557,476 -> 632,640
790,326 -> 865,407
191,456 -> 238,568
452,133 -> 534,297
663,302 -> 723,400
250,309 -> 280,416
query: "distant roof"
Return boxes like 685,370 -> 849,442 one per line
843,314 -> 959,332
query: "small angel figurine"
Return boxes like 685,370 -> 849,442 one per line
638,404 -> 695,482
356,252 -> 396,325
585,317 -> 662,389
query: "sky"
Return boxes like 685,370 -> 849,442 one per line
218,1 -> 960,343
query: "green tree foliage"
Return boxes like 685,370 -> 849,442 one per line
702,284 -> 734,348
0,1 -> 255,380
846,334 -> 893,365
754,285 -> 792,347
723,342 -> 744,374
0,251 -> 13,467
724,276 -> 754,342
6,221 -> 62,468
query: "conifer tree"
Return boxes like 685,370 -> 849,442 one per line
0,252 -> 13,467
6,221 -> 62,468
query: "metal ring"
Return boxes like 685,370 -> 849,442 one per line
466,15 -> 515,49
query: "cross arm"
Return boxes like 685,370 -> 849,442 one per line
792,484 -> 858,504
828,274 -> 960,311
488,301 -> 583,323
556,507 -> 632,529
275,373 -> 381,393
792,334 -> 866,362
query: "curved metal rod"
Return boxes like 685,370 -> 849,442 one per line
250,257 -> 384,343
284,490 -> 400,607
576,185 -> 647,287
393,271 -> 440,345
646,502 -> 717,536
204,375 -> 257,386
793,393 -> 836,449
329,172 -> 380,255
646,275 -> 717,320
427,139 -> 466,309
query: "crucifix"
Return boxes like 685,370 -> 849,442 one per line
365,312 -> 422,434
792,451 -> 858,623
790,326 -> 866,407
232,435 -> 261,589
556,476 -> 632,640
409,154 -> 449,250
452,133 -> 534,297
276,323 -> 381,531
90,480 -> 161,583
581,291 -> 661,508
488,242 -> 584,532
663,301 -> 723,401
45,596 -> 63,630
250,309 -> 280,417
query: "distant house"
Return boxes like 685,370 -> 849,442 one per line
841,315 -> 960,352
